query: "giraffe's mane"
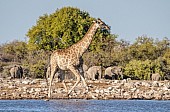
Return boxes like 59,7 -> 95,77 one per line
53,22 -> 96,54
72,22 -> 96,46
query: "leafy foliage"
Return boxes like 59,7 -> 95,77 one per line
0,7 -> 170,80
0,40 -> 28,62
124,59 -> 165,80
27,7 -> 95,51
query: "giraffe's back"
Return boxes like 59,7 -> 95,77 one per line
51,49 -> 81,70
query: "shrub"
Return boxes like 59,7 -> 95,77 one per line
124,59 -> 164,80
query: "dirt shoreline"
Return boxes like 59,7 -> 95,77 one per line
0,78 -> 170,100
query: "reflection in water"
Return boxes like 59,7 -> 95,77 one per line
48,99 -> 89,111
0,99 -> 170,112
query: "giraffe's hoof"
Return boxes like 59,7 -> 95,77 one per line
62,93 -> 69,99
44,99 -> 49,101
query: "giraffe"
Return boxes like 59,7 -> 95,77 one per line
48,18 -> 110,98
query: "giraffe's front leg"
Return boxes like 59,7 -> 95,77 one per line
48,64 -> 57,98
48,73 -> 54,98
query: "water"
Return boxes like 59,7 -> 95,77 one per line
0,99 -> 169,112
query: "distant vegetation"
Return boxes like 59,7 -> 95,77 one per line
0,7 -> 169,80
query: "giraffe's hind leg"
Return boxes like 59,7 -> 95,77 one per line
62,80 -> 68,93
68,66 -> 81,95
60,70 -> 68,93
80,75 -> 89,93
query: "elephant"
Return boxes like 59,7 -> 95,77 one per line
10,65 -> 23,78
79,64 -> 88,77
85,66 -> 102,80
46,64 -> 88,82
151,73 -> 161,81
46,57 -> 87,82
65,64 -> 88,80
83,64 -> 88,73
104,66 -> 123,80
164,71 -> 170,80
46,66 -> 64,82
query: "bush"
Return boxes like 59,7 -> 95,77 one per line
29,60 -> 46,78
22,50 -> 49,78
124,59 -> 164,80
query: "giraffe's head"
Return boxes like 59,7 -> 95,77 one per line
94,18 -> 110,30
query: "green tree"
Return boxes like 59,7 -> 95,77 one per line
22,49 -> 48,78
155,37 -> 170,58
83,34 -> 118,67
124,59 -> 165,80
124,59 -> 152,80
26,6 -> 115,74
127,36 -> 157,60
1,40 -> 28,62
163,48 -> 170,72
27,7 -> 112,51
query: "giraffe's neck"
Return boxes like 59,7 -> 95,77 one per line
71,23 -> 99,56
